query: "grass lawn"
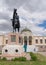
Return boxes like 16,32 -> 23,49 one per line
0,61 -> 46,65
0,53 -> 46,65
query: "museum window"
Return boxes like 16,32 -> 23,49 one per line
45,39 -> 46,43
19,37 -> 21,43
29,36 -> 32,45
21,38 -> 23,45
6,40 -> 8,44
40,39 -> 43,44
35,39 -> 38,44
19,37 -> 23,45
11,35 -> 16,42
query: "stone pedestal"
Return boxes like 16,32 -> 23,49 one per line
1,32 -> 31,60
2,45 -> 31,60
8,32 -> 20,45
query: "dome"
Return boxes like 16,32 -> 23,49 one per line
21,28 -> 32,33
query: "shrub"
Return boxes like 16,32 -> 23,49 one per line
12,58 -> 19,61
19,57 -> 26,61
2,57 -> 7,61
12,57 -> 26,61
30,52 -> 37,61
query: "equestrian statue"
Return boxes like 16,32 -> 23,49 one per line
11,9 -> 20,32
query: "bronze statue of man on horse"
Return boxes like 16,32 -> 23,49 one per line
12,9 -> 20,32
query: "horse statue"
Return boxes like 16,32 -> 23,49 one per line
12,9 -> 20,32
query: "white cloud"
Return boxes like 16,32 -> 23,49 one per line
0,0 -> 46,36
18,7 -> 46,36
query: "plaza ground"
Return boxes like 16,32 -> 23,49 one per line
38,52 -> 46,56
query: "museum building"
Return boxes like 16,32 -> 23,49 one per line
0,28 -> 46,52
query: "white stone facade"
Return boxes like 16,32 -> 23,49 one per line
0,28 -> 46,52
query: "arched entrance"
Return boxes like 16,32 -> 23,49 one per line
24,36 -> 27,52
24,36 -> 27,45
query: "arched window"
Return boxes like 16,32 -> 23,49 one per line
29,36 -> 32,45
35,39 -> 38,44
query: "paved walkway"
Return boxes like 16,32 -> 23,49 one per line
38,52 -> 46,56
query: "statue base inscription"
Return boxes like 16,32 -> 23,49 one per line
8,32 -> 21,45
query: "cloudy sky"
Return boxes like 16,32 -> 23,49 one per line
0,0 -> 46,36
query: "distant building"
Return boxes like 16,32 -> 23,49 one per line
0,28 -> 46,52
